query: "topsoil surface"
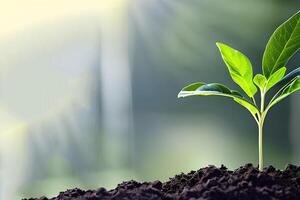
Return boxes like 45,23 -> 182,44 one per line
24,163 -> 300,200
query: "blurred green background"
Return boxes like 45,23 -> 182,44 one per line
1,0 -> 300,199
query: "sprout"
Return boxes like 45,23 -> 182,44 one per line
178,11 -> 300,171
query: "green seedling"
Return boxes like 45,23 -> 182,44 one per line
178,11 -> 300,171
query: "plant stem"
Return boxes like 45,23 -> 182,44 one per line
251,97 -> 259,123
258,89 -> 266,171
251,97 -> 257,107
260,90 -> 265,114
258,114 -> 265,171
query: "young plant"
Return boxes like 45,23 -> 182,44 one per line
178,11 -> 300,171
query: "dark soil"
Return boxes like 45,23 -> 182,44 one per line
24,163 -> 300,200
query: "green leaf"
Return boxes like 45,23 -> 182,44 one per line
262,11 -> 300,78
178,82 -> 259,115
266,67 -> 286,91
287,76 -> 300,93
233,98 -> 258,116
216,42 -> 257,97
276,67 -> 300,88
180,82 -> 206,91
253,74 -> 267,90
253,68 -> 286,92
269,76 -> 300,109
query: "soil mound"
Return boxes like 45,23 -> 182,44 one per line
25,163 -> 300,200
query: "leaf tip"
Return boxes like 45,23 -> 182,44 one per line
178,91 -> 188,98
216,42 -> 224,48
